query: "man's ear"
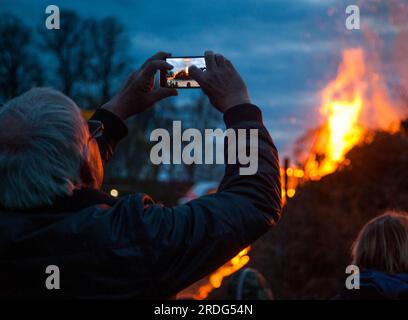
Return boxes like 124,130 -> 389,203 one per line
80,145 -> 104,189
80,157 -> 95,187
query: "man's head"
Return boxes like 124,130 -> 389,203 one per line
0,88 -> 103,210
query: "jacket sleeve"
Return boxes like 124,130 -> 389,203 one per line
89,109 -> 128,164
142,104 -> 282,297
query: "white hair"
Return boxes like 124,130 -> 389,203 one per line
0,88 -> 91,210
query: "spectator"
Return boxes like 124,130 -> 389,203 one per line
228,268 -> 274,300
0,51 -> 281,299
336,211 -> 408,300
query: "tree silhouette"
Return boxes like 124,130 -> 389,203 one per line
36,11 -> 131,109
38,10 -> 90,102
0,14 -> 43,104
87,17 -> 130,105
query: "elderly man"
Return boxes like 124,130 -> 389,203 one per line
0,51 -> 281,299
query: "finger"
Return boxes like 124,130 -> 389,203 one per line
141,51 -> 171,69
215,54 -> 226,67
224,58 -> 236,71
204,50 -> 216,70
188,65 -> 206,85
147,51 -> 171,62
143,60 -> 174,78
150,87 -> 178,103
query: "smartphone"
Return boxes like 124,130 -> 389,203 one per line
160,56 -> 206,89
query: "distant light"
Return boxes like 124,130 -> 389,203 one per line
286,168 -> 294,176
110,189 -> 119,197
287,189 -> 296,198
294,169 -> 305,178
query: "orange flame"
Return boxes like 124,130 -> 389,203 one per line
193,247 -> 251,300
304,48 -> 400,180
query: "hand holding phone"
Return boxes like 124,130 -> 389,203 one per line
188,51 -> 251,113
102,51 -> 177,120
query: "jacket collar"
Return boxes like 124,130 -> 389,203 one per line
13,188 -> 119,213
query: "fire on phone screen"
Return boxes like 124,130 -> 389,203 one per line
162,57 -> 206,88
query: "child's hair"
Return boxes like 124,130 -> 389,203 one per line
352,211 -> 408,274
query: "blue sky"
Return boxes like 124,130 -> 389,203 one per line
1,0 -> 404,157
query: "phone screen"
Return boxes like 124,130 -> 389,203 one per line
162,57 -> 206,88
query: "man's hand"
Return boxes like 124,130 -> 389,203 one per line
189,51 -> 251,113
102,52 -> 178,120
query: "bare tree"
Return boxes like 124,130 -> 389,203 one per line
38,10 -> 90,102
87,17 -> 130,105
0,14 -> 43,104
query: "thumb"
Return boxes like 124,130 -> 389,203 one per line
189,65 -> 205,84
150,87 -> 178,103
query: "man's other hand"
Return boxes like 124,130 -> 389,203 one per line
189,51 -> 251,113
102,51 -> 178,120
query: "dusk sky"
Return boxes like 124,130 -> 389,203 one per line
1,0 -> 404,156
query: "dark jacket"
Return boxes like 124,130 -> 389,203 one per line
336,269 -> 408,300
0,104 -> 281,299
